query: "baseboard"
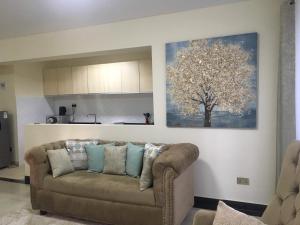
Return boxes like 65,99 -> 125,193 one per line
0,177 -> 25,184
24,176 -> 30,184
194,197 -> 267,217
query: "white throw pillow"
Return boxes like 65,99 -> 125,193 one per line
48,149 -> 74,178
213,201 -> 266,225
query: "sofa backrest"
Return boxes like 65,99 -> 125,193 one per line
39,139 -> 167,150
262,141 -> 300,225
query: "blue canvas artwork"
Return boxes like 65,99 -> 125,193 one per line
166,33 -> 258,128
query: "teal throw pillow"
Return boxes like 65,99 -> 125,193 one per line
85,143 -> 114,172
126,143 -> 145,178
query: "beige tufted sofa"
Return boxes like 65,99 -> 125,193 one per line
193,140 -> 300,225
25,139 -> 199,225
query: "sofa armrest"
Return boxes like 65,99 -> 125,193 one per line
25,141 -> 66,187
25,147 -> 48,166
152,143 -> 199,207
25,146 -> 50,189
192,210 -> 216,225
153,143 -> 199,177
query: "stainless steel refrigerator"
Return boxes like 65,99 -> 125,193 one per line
0,111 -> 10,168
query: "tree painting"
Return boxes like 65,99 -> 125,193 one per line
166,33 -> 257,128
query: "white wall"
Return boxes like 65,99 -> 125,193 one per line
2,0 -> 281,204
14,63 -> 53,165
296,0 -> 300,138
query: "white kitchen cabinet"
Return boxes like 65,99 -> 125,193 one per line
121,61 -> 139,93
139,59 -> 153,93
72,66 -> 88,94
44,59 -> 153,96
87,64 -> 105,93
57,67 -> 73,95
43,68 -> 58,96
102,63 -> 122,93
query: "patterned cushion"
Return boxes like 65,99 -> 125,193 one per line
65,140 -> 98,170
103,145 -> 127,175
47,149 -> 74,178
139,143 -> 163,191
213,201 -> 266,225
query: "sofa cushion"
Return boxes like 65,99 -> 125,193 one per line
103,145 -> 127,175
126,143 -> 144,178
140,143 -> 163,191
85,143 -> 114,172
43,171 -> 156,207
47,149 -> 74,178
65,140 -> 98,170
213,201 -> 266,225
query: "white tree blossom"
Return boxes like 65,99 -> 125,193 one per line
167,39 -> 255,127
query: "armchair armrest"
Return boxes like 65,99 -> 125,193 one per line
192,210 -> 216,225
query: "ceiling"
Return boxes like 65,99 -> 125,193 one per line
0,0 -> 246,40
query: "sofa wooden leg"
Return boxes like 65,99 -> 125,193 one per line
40,210 -> 47,215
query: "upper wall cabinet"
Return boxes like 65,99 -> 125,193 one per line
72,66 -> 88,94
43,68 -> 58,96
43,59 -> 153,96
87,64 -> 106,93
88,63 -> 124,94
139,59 -> 153,93
121,61 -> 140,93
102,63 -> 122,93
57,67 -> 73,95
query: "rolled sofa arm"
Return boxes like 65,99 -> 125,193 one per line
152,143 -> 199,206
25,146 -> 50,189
25,141 -> 66,188
192,210 -> 216,225
153,143 -> 199,177
25,147 -> 48,166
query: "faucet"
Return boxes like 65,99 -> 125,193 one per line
87,114 -> 97,124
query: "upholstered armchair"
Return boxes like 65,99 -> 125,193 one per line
193,140 -> 300,225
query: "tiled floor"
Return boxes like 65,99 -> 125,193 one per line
0,165 -> 25,180
0,181 -> 30,217
0,180 -> 197,225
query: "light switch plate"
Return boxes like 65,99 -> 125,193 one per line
237,177 -> 250,185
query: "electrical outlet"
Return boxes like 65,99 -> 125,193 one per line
237,177 -> 250,185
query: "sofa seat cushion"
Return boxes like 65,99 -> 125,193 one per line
43,171 -> 156,207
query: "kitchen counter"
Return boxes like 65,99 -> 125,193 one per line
31,122 -> 154,126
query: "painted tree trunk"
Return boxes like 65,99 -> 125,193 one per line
204,107 -> 212,127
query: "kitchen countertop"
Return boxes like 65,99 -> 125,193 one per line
31,122 -> 154,126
